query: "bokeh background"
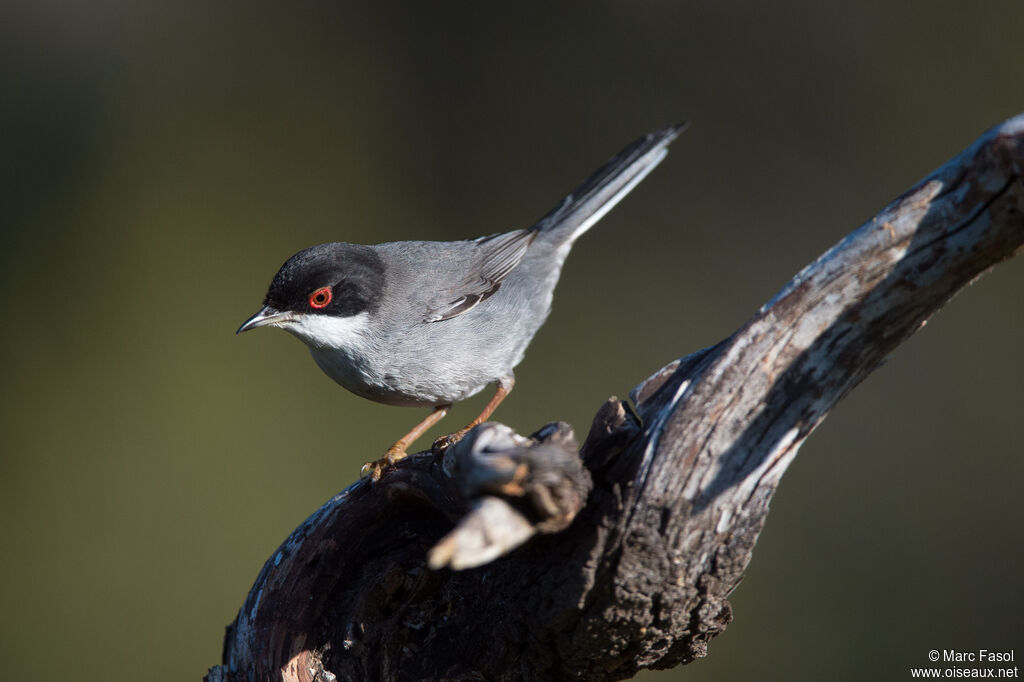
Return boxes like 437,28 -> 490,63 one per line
2,2 -> 1022,680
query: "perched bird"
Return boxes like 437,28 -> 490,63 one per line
238,124 -> 685,479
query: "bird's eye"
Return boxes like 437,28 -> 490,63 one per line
309,286 -> 333,309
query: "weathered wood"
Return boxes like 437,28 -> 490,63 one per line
429,421 -> 592,570
208,114 -> 1024,681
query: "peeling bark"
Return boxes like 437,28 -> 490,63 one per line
208,114 -> 1024,682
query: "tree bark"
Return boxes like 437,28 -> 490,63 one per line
207,114 -> 1024,682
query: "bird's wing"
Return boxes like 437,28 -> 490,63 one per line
421,123 -> 687,323
423,228 -> 539,323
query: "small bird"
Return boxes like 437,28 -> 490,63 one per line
238,124 -> 685,480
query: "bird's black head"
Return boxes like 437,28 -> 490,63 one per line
264,242 -> 385,317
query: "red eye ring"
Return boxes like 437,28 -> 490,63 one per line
309,286 -> 333,309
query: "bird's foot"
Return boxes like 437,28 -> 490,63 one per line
360,445 -> 408,482
432,428 -> 471,453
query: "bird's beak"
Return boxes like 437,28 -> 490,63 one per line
236,305 -> 293,334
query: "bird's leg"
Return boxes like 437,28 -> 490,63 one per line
361,404 -> 450,481
433,375 -> 515,452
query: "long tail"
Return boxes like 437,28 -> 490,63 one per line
533,122 -> 687,242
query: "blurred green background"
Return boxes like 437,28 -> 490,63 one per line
2,2 -> 1022,680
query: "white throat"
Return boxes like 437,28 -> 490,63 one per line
278,311 -> 372,350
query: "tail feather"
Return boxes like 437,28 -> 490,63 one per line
533,122 -> 687,242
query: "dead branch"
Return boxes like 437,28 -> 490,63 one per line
207,114 -> 1024,682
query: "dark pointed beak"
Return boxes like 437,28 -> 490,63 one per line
236,305 -> 292,334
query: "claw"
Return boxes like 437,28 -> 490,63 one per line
432,428 -> 470,453
432,378 -> 513,453
360,446 -> 408,482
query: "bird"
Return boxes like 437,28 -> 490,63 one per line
237,123 -> 685,480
